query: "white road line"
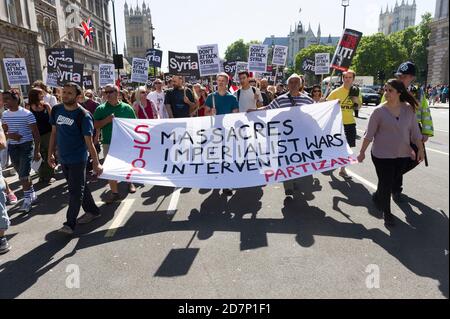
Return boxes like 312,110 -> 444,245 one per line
426,148 -> 449,156
105,198 -> 136,238
346,169 -> 377,190
167,187 -> 182,215
356,129 -> 449,156
434,129 -> 449,134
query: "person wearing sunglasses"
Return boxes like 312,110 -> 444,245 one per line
94,84 -> 137,201
309,85 -> 323,103
133,86 -> 158,120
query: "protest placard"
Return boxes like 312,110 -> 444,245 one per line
197,44 -> 221,77
2,58 -> 29,86
99,64 -> 116,87
131,58 -> 149,83
248,44 -> 269,73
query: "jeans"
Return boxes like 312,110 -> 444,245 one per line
8,141 -> 33,180
61,162 -> 99,230
372,154 -> 410,214
0,178 -> 10,231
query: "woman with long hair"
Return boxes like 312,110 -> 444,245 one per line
309,84 -> 323,103
28,87 -> 55,184
357,79 -> 424,227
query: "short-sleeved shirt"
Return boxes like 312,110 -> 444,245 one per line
49,104 -> 94,165
205,92 -> 239,115
164,88 -> 195,118
94,101 -> 136,145
1,107 -> 36,145
267,92 -> 314,109
234,87 -> 264,112
327,86 -> 362,125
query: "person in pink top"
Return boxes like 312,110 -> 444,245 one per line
132,86 -> 158,119
357,79 -> 424,227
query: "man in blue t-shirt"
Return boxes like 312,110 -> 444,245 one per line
48,82 -> 103,235
204,73 -> 239,196
204,73 -> 239,116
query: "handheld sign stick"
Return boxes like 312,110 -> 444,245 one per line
210,75 -> 216,110
324,69 -> 336,98
273,66 -> 279,86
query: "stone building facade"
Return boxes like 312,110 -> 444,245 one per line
124,1 -> 154,59
379,0 -> 416,35
427,0 -> 449,86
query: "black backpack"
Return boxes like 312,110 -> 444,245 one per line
236,87 -> 257,102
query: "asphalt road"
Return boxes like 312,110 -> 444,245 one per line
0,103 -> 448,299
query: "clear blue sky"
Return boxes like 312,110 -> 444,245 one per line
110,0 -> 436,71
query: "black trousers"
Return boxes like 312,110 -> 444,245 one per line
371,154 -> 410,214
62,162 -> 100,230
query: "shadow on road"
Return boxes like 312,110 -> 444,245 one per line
0,174 -> 448,298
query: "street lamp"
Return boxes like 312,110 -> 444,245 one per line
108,0 -> 118,55
342,0 -> 350,30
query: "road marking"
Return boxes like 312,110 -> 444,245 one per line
346,169 -> 377,190
434,129 -> 449,134
167,187 -> 182,215
426,148 -> 449,156
105,198 -> 136,238
356,129 -> 449,156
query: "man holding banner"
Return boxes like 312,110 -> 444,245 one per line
164,76 -> 196,119
248,74 -> 314,198
94,84 -> 137,201
204,72 -> 240,196
326,70 -> 362,180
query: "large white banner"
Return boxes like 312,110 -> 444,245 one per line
248,44 -> 268,73
99,64 -> 115,87
101,100 -> 356,188
131,58 -> 149,83
3,58 -> 30,86
197,44 -> 221,77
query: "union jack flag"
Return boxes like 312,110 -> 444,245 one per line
78,17 -> 94,45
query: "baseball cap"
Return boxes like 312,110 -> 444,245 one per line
395,61 -> 416,77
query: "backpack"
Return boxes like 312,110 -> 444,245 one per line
236,87 -> 257,102
51,104 -> 92,135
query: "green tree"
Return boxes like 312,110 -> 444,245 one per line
225,39 -> 261,62
351,33 -> 407,84
412,13 -> 432,83
294,44 -> 335,85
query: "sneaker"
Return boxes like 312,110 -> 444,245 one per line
339,171 -> 353,180
77,212 -> 101,225
57,225 -> 74,235
31,192 -> 38,204
104,192 -> 121,204
6,192 -> 18,205
19,198 -> 32,213
128,183 -> 136,194
0,237 -> 11,254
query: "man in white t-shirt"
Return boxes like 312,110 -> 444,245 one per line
234,71 -> 263,112
147,79 -> 167,119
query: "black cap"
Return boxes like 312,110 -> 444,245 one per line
395,61 -> 416,77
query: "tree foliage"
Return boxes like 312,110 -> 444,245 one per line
294,45 -> 335,85
225,39 -> 261,62
352,13 -> 432,83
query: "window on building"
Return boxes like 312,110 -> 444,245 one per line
6,0 -> 18,25
95,0 -> 102,18
88,0 -> 94,11
98,30 -> 104,53
104,2 -> 109,21
80,0 -> 86,7
106,34 -> 111,55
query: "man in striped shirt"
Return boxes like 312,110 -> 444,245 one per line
1,90 -> 41,213
247,74 -> 314,199
247,74 -> 314,111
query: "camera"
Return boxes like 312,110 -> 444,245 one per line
348,85 -> 360,110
